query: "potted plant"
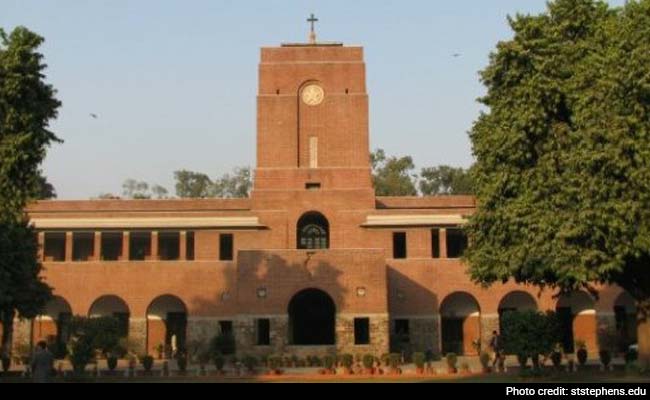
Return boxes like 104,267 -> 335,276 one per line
268,355 -> 283,375
340,353 -> 354,374
213,353 -> 225,374
242,355 -> 258,374
362,354 -> 375,374
460,362 -> 471,374
446,353 -> 458,374
156,343 -> 164,360
479,352 -> 491,373
389,353 -> 401,375
550,350 -> 563,371
599,350 -> 612,371
322,355 -> 335,375
140,354 -> 154,375
128,355 -> 137,377
176,352 -> 188,375
413,352 -> 425,374
107,354 -> 118,372
575,340 -> 588,367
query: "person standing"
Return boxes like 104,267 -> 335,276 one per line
31,341 -> 54,383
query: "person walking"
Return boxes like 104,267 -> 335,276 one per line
31,341 -> 54,383
489,330 -> 501,368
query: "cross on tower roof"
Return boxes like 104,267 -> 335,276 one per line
307,13 -> 318,44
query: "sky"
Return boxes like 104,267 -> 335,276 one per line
1,0 -> 626,200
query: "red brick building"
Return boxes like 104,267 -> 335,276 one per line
15,38 -> 637,359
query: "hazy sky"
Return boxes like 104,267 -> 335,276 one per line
1,0 -> 625,199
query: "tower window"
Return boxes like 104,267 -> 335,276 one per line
297,212 -> 329,250
393,232 -> 407,259
256,319 -> 271,346
432,229 -> 440,258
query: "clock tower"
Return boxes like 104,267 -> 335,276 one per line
253,38 -> 373,198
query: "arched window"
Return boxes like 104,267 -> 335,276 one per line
297,212 -> 329,250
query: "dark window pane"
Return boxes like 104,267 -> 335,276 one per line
446,228 -> 468,258
393,232 -> 407,259
220,234 -> 233,261
257,319 -> 271,346
354,318 -> 370,345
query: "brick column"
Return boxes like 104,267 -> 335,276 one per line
439,228 -> 448,259
150,231 -> 159,261
93,231 -> 102,261
65,232 -> 73,261
121,232 -> 130,261
179,231 -> 187,261
37,232 -> 45,261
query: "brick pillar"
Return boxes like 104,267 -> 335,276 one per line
128,318 -> 147,355
37,232 -> 45,261
179,231 -> 187,261
93,231 -> 102,261
150,231 -> 159,261
121,232 -> 130,261
440,228 -> 448,259
65,232 -> 73,261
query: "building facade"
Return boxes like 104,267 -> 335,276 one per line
13,39 -> 638,359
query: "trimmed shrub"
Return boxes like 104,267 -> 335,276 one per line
243,355 -> 258,372
389,353 -> 401,370
176,353 -> 187,372
268,356 -> 283,372
209,333 -> 236,356
213,354 -> 225,371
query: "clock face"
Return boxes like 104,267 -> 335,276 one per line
301,84 -> 325,106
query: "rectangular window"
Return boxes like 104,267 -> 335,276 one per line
186,231 -> 195,261
72,232 -> 94,261
158,231 -> 180,261
129,231 -> 151,261
392,232 -> 407,259
446,228 -> 468,259
219,320 -> 233,336
219,234 -> 233,261
354,318 -> 370,345
305,182 -> 321,191
44,232 -> 66,262
101,232 -> 122,261
256,319 -> 271,346
431,229 -> 440,258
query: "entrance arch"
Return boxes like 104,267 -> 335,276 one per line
614,291 -> 637,352
556,291 -> 597,353
88,295 -> 130,338
288,288 -> 336,345
33,296 -> 72,354
440,292 -> 481,355
498,291 -> 538,332
146,295 -> 187,358
297,212 -> 329,250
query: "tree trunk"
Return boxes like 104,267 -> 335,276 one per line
1,309 -> 16,360
637,298 -> 650,369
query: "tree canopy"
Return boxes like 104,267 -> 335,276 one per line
465,0 -> 650,365
370,149 -> 418,196
0,26 -> 58,359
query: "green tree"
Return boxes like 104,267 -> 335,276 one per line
465,0 -> 650,366
0,219 -> 53,360
34,172 -> 56,200
0,26 -> 60,360
173,170 -> 213,198
500,311 -> 561,369
419,165 -> 474,195
121,179 -> 151,199
371,149 -> 418,196
212,166 -> 252,198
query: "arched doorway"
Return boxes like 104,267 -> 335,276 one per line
498,291 -> 538,332
614,291 -> 637,353
88,295 -> 130,338
440,292 -> 481,355
146,295 -> 187,358
288,288 -> 336,345
556,291 -> 597,353
297,212 -> 329,250
33,296 -> 72,357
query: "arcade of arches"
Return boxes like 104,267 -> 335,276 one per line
10,288 -> 637,358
